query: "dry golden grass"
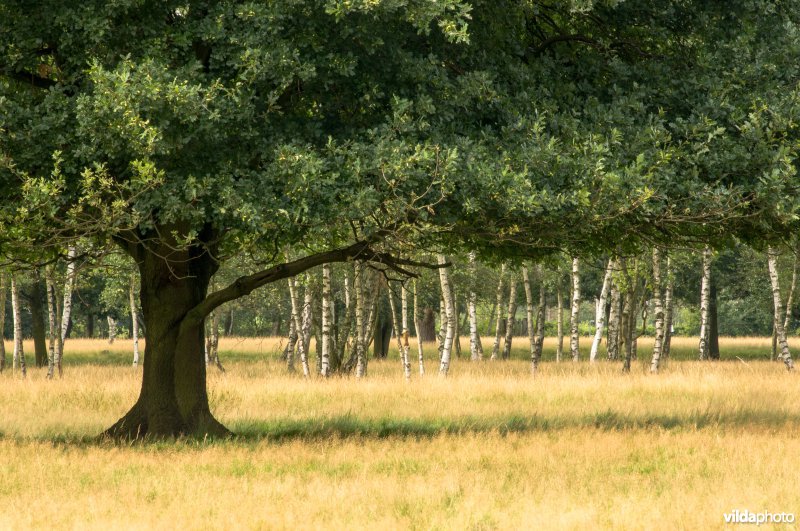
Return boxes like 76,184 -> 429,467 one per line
0,337 -> 798,530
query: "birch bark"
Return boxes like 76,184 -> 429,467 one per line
590,259 -> 614,362
0,273 -> 7,372
570,257 -> 581,362
288,276 -> 311,377
502,275 -> 517,360
556,283 -> 563,362
662,255 -> 674,359
768,247 -> 795,370
490,264 -> 506,360
698,246 -> 712,361
321,264 -> 332,377
438,255 -> 456,375
45,268 -> 57,378
533,266 -> 546,372
354,262 -> 367,378
607,273 -> 621,360
413,279 -> 425,375
60,246 -> 77,344
650,248 -> 665,373
523,267 -> 536,367
11,273 -> 26,377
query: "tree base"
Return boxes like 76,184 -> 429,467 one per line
101,402 -> 232,441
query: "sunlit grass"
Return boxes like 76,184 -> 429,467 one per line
0,337 -> 797,529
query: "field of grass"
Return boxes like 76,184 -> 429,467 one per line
0,336 -> 798,529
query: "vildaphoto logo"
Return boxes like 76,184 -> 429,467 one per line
723,509 -> 795,525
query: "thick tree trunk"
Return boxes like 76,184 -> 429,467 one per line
438,255 -> 456,375
698,246 -> 712,361
320,264 -> 332,377
0,273 -> 7,373
354,262 -> 368,378
650,248 -> 665,373
590,259 -> 614,362
60,246 -> 77,345
491,263 -> 506,360
570,257 -> 581,362
413,279 -> 425,376
86,313 -> 94,339
11,273 -> 26,377
420,307 -> 437,342
502,274 -> 517,360
556,283 -> 563,362
29,271 -> 48,367
373,315 -> 392,359
103,246 -> 229,439
130,275 -> 140,366
767,247 -> 795,370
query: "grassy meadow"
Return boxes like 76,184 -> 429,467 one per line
0,336 -> 798,530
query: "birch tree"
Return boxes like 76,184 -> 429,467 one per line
388,284 -> 412,380
60,245 -> 77,344
698,246 -> 712,361
768,247 -> 795,370
784,248 -> 798,333
661,255 -> 674,359
590,259 -> 614,362
320,264 -> 332,377
570,257 -> 581,362
413,279 -> 425,375
650,248 -> 666,373
45,268 -> 60,378
288,276 -> 311,378
438,254 -> 456,375
607,269 -> 621,360
532,266 -> 546,372
0,273 -> 7,373
467,259 -> 484,360
556,282 -> 564,362
354,263 -> 367,378
502,273 -> 517,360
11,273 -> 26,377
523,266 -> 536,367
490,264 -> 506,360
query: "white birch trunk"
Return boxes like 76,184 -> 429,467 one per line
129,275 -> 140,367
607,279 -> 621,360
522,266 -> 536,367
649,248 -> 665,373
354,262 -> 367,378
438,254 -> 456,375
533,265 -> 546,371
490,264 -> 506,360
570,257 -> 581,362
590,259 -> 614,362
301,274 -> 313,364
285,302 -> 298,371
388,286 -> 411,380
0,273 -> 7,373
784,251 -> 798,333
320,264 -> 332,377
768,247 -> 795,370
45,268 -> 57,379
11,273 -> 26,377
401,284 -> 411,380
502,275 -> 517,360
467,252 -> 483,361
288,276 -> 310,377
661,255 -> 674,359
556,283 -> 563,362
60,245 -> 77,344
413,279 -> 425,376
698,246 -> 712,361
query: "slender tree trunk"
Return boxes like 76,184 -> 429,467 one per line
1,273 -> 8,373
437,297 -> 446,361
650,248 -> 665,373
388,285 -> 411,380
438,255 -> 456,375
468,263 -> 484,361
768,247 -> 795,370
502,274 -> 517,360
698,246 -> 712,360
556,283 -> 563,362
709,280 -> 720,359
400,284 -> 411,379
354,262 -> 367,378
590,259 -> 614,362
570,257 -> 581,362
107,316 -> 117,344
47,268 -> 59,377
785,249 -> 798,333
413,279 -> 425,376
287,276 -> 310,377
320,264 -> 332,377
607,278 -> 621,360
29,271 -> 48,367
11,273 -> 27,377
621,288 -> 634,372
661,255 -> 674,359
284,300 -> 298,372
533,266 -> 546,373
523,267 -> 536,367
130,276 -> 140,366
334,268 -> 355,373
491,264 -> 506,360
60,246 -> 77,345
453,292 -> 462,359
300,274 -> 313,364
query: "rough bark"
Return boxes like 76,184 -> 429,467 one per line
438,255 -> 456,375
767,247 -> 795,370
650,248 -> 665,373
698,246 -> 712,361
570,257 -> 581,362
502,274 -> 517,360
490,263 -> 506,360
11,273 -> 27,377
320,263 -> 332,377
420,307 -> 437,342
413,279 -> 425,376
590,259 -> 614,362
130,275 -> 140,367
